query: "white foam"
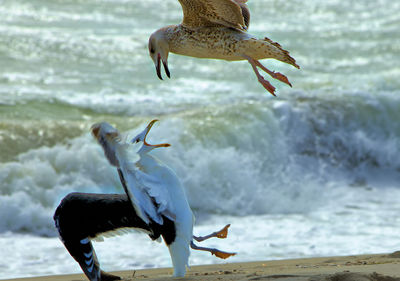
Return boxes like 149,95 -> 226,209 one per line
2,183 -> 400,280
1,95 -> 400,235
0,135 -> 119,235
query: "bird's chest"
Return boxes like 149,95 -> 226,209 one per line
137,159 -> 173,183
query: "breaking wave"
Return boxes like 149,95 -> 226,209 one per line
1,91 -> 399,236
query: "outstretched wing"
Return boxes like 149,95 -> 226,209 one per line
135,169 -> 177,221
92,123 -> 176,225
115,141 -> 176,225
92,123 -> 149,223
178,0 -> 250,30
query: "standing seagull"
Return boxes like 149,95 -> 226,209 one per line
54,120 -> 235,281
148,0 -> 300,96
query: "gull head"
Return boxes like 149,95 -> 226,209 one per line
91,122 -> 119,140
148,29 -> 170,80
91,122 -> 121,166
132,119 -> 170,154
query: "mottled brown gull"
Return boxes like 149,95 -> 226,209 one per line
148,0 -> 300,96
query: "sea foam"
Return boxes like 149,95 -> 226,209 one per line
1,93 -> 399,235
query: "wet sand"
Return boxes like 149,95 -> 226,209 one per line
4,252 -> 400,281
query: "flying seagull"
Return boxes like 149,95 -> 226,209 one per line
148,0 -> 299,96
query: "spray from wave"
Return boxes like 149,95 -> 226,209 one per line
1,91 -> 399,236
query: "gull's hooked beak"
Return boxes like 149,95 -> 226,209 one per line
156,53 -> 170,80
143,119 -> 171,148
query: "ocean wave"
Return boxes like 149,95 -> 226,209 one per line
0,135 -> 121,236
1,92 -> 399,235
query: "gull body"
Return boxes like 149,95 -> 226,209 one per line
92,120 -> 194,277
54,120 -> 235,281
149,0 -> 299,96
130,128 -> 194,277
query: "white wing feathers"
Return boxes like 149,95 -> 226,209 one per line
114,140 -> 176,225
134,169 -> 177,221
120,165 -> 162,225
93,122 -> 177,225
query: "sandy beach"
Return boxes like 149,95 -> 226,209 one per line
4,252 -> 400,281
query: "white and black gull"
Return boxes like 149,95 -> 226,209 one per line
54,120 -> 235,281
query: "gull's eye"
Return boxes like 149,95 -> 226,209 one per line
135,139 -> 140,143
150,48 -> 155,54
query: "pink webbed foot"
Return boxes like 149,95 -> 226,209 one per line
243,55 -> 293,96
274,72 -> 292,87
190,241 -> 236,260
193,224 -> 232,242
254,60 -> 293,87
243,55 -> 276,96
257,75 -> 277,96
211,249 -> 237,259
215,224 -> 230,239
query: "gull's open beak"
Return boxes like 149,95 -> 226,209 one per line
156,53 -> 170,80
156,54 -> 163,80
143,119 -> 171,148
163,60 -> 170,78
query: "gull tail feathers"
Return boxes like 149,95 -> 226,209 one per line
263,37 -> 300,69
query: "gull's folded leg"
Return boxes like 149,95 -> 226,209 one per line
243,55 -> 276,96
193,224 -> 231,242
254,60 -> 293,87
190,241 -> 236,259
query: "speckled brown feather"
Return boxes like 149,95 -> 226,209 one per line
261,37 -> 299,68
179,0 -> 246,30
164,25 -> 298,68
234,0 -> 250,29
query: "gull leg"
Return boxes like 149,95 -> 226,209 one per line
253,60 -> 293,87
193,224 -> 231,242
243,55 -> 276,96
190,241 -> 236,259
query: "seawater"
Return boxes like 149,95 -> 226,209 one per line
1,0 -> 400,279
